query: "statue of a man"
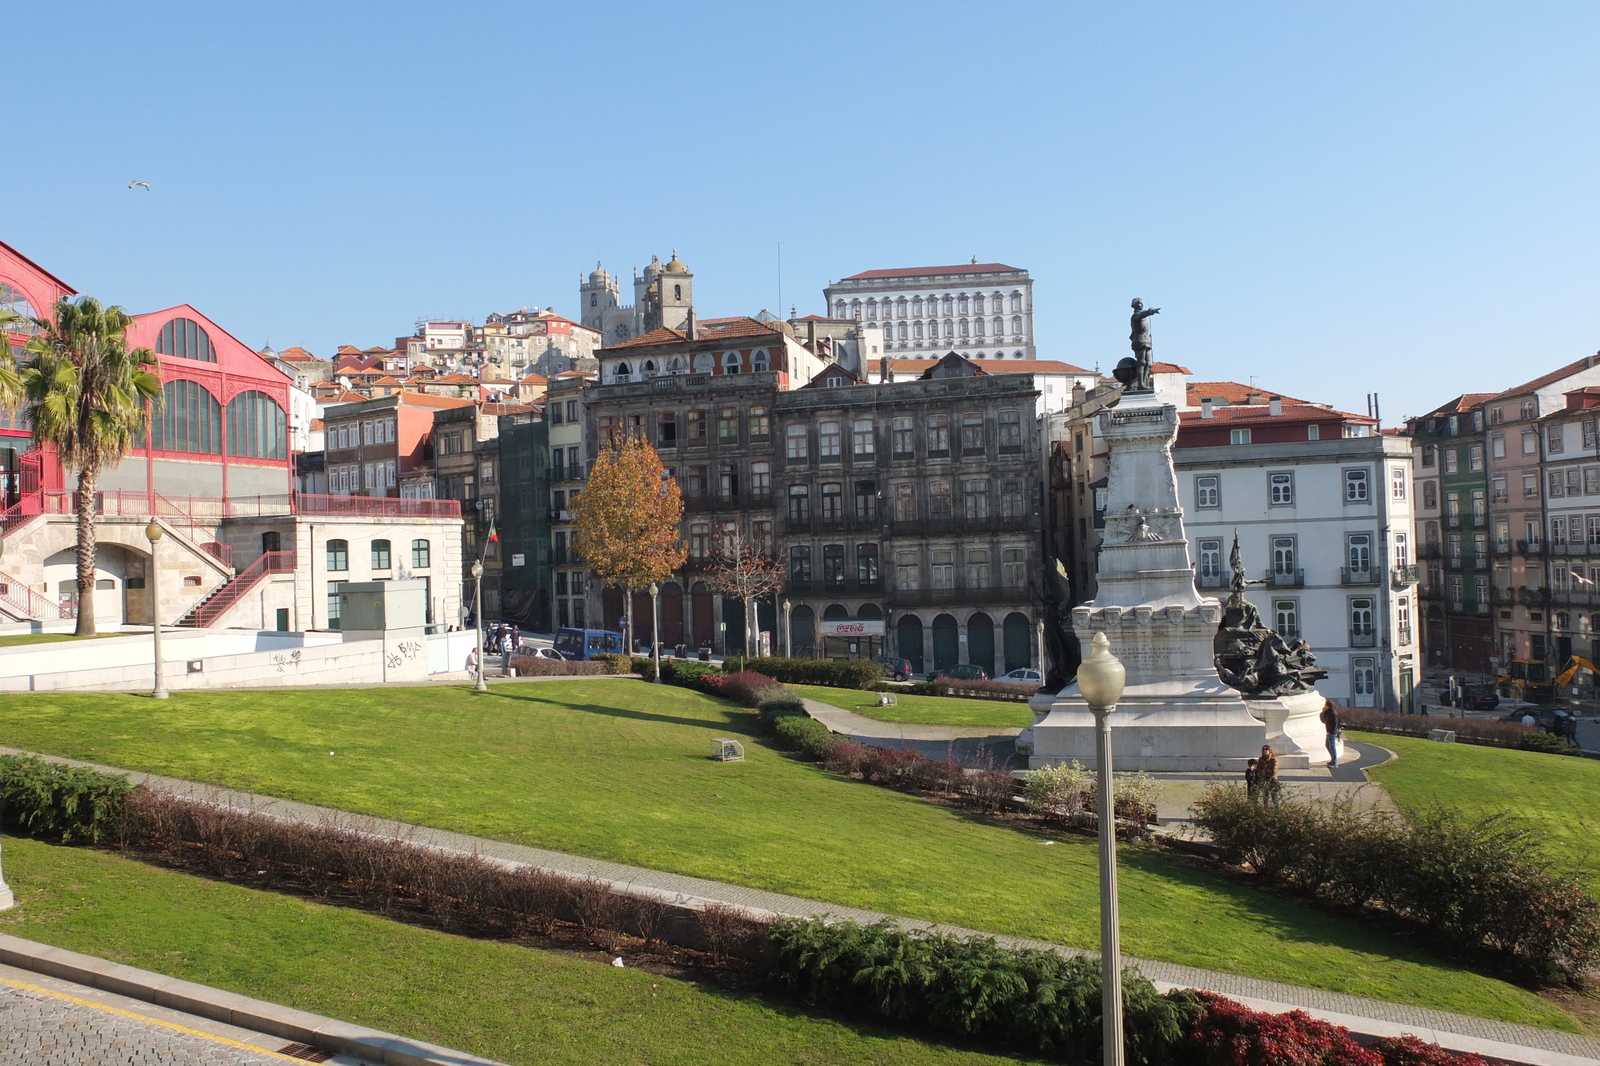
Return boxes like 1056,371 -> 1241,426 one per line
1129,298 -> 1160,388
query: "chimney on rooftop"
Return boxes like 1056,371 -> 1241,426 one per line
1269,396 -> 1283,417
685,306 -> 697,341
880,356 -> 891,383
1201,399 -> 1214,419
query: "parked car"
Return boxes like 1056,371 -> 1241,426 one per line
530,647 -> 565,661
1501,705 -> 1564,730
875,656 -> 913,682
929,663 -> 988,682
1003,668 -> 1043,684
1449,683 -> 1500,712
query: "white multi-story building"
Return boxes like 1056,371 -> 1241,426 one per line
822,261 -> 1035,361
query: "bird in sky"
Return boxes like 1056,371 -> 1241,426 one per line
128,180 -> 150,191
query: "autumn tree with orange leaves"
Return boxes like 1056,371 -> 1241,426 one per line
571,433 -> 685,651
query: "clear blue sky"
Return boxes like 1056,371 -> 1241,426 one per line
9,2 -> 1597,420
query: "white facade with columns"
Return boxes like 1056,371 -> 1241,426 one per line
823,261 -> 1036,361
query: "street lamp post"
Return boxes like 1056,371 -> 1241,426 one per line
1036,619 -> 1046,679
471,560 -> 487,692
1076,631 -> 1127,1066
782,599 -> 792,658
649,582 -> 662,683
145,520 -> 169,699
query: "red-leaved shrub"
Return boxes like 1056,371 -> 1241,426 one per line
716,671 -> 784,708
1187,992 -> 1382,1065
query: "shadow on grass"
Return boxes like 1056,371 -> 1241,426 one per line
486,688 -> 760,735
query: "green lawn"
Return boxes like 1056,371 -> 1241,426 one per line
0,632 -> 89,648
0,838 -> 1032,1066
793,684 -> 1034,729
1357,731 -> 1600,892
0,681 -> 1577,1030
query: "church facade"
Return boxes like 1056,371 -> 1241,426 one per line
579,253 -> 695,346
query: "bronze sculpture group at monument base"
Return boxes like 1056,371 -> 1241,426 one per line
1213,534 -> 1328,698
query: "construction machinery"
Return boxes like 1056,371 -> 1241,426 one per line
1496,655 -> 1600,703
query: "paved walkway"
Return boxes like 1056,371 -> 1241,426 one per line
0,962 -> 372,1065
2,746 -> 1595,1065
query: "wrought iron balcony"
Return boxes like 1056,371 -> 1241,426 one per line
1349,630 -> 1377,648
1396,626 -> 1413,646
1390,564 -> 1419,588
1340,567 -> 1379,586
1265,568 -> 1304,588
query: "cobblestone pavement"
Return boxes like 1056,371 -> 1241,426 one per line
6,745 -> 1599,1064
0,972 -> 302,1065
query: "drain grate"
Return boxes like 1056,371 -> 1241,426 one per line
276,1043 -> 334,1062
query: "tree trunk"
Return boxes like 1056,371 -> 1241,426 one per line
746,596 -> 757,659
623,582 -> 634,656
74,467 -> 98,636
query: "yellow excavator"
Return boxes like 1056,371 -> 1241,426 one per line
1496,656 -> 1600,703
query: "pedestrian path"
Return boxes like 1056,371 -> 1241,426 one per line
2,745 -> 1595,1066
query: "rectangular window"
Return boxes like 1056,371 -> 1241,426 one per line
787,484 -> 810,520
1347,533 -> 1372,576
1271,536 -> 1297,580
1274,599 -> 1299,639
689,523 -> 711,559
1391,467 -> 1406,500
965,548 -> 990,588
1587,468 -> 1600,496
717,406 -> 739,441
1491,476 -> 1507,502
1567,467 -> 1583,496
1470,488 -> 1485,522
823,544 -> 845,586
1307,424 -> 1320,441
930,549 -> 954,589
412,539 -> 430,568
892,416 -> 914,458
1195,475 -> 1220,509
857,543 -> 878,585
893,483 -> 916,522
718,463 -> 739,498
1269,472 -> 1293,505
999,478 -> 1024,518
1525,472 -> 1539,498
1344,468 -> 1369,502
1421,442 -> 1435,467
685,465 -> 708,497
1586,420 -> 1598,449
1350,597 -> 1375,637
750,461 -> 771,496
926,415 -> 950,456
656,411 -> 677,447
998,410 -> 1022,452
327,580 -> 345,630
752,520 -> 773,554
1468,444 -> 1484,471
748,405 -> 769,439
1549,471 -> 1565,498
821,482 -> 843,520
1197,538 -> 1222,581
961,412 -> 984,452
929,479 -> 952,520
371,539 -> 391,569
1490,434 -> 1505,459
1551,516 -> 1568,545
1423,480 -> 1437,509
895,551 -> 919,590
1230,428 -> 1252,445
789,545 -> 811,583
1549,426 -> 1565,454
326,539 -> 348,572
854,480 -> 877,518
962,479 -> 989,519
1522,430 -> 1537,455
687,409 -> 706,441
852,419 -> 875,456
1444,449 -> 1459,473
819,420 -> 842,460
785,424 -> 808,460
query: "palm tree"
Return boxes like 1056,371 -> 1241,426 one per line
19,297 -> 161,635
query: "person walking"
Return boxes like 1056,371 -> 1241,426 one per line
1256,745 -> 1281,806
1319,700 -> 1342,768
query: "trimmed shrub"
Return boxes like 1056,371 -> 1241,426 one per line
593,653 -> 636,676
717,671 -> 784,708
769,918 -> 1189,1063
877,680 -> 936,696
0,755 -> 134,845
1184,992 -> 1383,1065
931,677 -> 1037,702
755,692 -> 809,723
1191,784 -> 1600,980
822,737 -> 873,777
773,715 -> 832,760
737,657 -> 882,690
1518,731 -> 1583,756
506,656 -> 610,678
661,658 -> 723,688
1339,708 -> 1536,750
629,657 -> 657,682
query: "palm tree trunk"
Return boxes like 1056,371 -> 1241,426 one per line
74,468 -> 98,636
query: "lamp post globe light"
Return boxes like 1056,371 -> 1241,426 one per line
145,519 -> 168,700
649,582 -> 662,684
781,598 -> 792,658
471,560 -> 487,692
1076,630 -> 1127,1066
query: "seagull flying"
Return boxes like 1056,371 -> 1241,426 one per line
128,181 -> 150,191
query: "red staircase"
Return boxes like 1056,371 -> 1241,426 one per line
0,567 -> 67,620
178,551 -> 296,628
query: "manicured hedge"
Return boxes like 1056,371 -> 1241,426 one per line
661,659 -> 722,687
931,677 -> 1037,702
773,715 -> 832,760
506,656 -> 610,678
1191,784 -> 1600,981
1340,708 -> 1569,753
0,755 -> 134,845
737,657 -> 882,690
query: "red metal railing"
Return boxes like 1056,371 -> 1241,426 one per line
0,567 -> 65,619
153,494 -> 232,568
222,493 -> 462,519
180,550 -> 296,628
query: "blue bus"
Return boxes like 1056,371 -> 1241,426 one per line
553,627 -> 626,660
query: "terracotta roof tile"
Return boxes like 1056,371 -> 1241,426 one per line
1178,403 -> 1366,426
1151,361 -> 1192,375
1419,393 -> 1498,417
605,326 -> 687,350
1491,354 -> 1600,401
840,263 -> 1022,280
1186,380 -> 1310,406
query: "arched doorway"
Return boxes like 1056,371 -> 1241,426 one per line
1003,612 -> 1032,674
659,581 -> 685,652
897,615 -> 924,674
931,613 -> 959,673
822,603 -> 849,659
858,603 -> 884,659
967,612 -> 995,678
792,605 -> 816,657
691,582 -> 714,650
261,531 -> 280,554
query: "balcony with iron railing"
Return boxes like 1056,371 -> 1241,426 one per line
1418,541 -> 1443,560
1390,564 -> 1419,587
886,514 -> 1035,537
1266,568 -> 1305,588
1517,538 -> 1545,555
1471,513 -> 1487,528
1349,629 -> 1377,648
1517,586 -> 1551,606
785,576 -> 883,596
1396,625 -> 1413,646
1340,567 -> 1379,586
1195,572 -> 1226,589
888,584 -> 1027,609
